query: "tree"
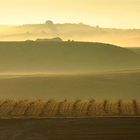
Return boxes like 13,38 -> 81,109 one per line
45,20 -> 54,25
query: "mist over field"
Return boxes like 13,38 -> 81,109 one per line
0,71 -> 140,100
0,0 -> 140,139
0,41 -> 139,73
0,41 -> 139,100
0,22 -> 140,47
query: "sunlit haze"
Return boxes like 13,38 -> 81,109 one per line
0,0 -> 140,28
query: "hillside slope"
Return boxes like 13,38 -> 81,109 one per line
128,47 -> 140,55
0,41 -> 139,73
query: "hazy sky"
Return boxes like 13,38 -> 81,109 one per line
0,0 -> 140,28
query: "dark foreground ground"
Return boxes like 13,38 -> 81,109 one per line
0,118 -> 140,140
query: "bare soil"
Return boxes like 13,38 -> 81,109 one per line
0,118 -> 140,140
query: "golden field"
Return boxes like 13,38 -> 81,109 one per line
0,99 -> 140,118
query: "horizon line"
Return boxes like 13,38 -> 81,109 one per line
0,21 -> 140,30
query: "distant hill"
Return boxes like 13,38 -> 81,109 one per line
0,22 -> 140,47
0,41 -> 139,73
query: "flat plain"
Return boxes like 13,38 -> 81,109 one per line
0,70 -> 139,100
